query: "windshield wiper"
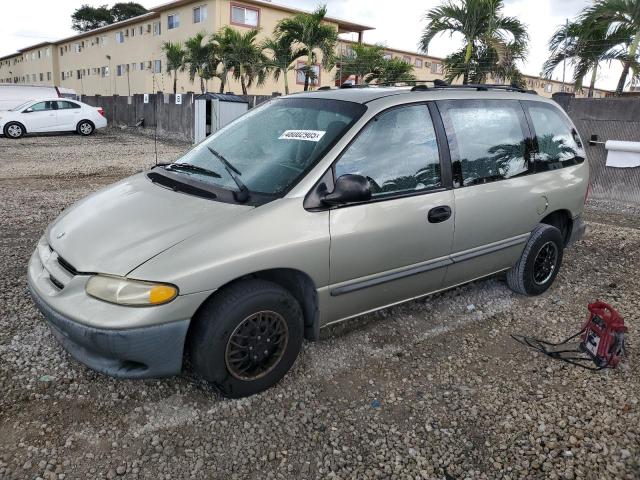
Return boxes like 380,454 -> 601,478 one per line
155,162 -> 222,179
207,146 -> 250,203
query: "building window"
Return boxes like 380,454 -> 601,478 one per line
231,4 -> 259,27
415,58 -> 423,68
545,83 -> 553,93
100,36 -> 108,46
60,47 -> 64,56
31,73 -> 36,82
167,13 -> 180,29
153,21 -> 161,35
116,65 -> 124,76
47,72 -> 51,81
73,43 -> 81,53
383,53 -> 392,60
61,72 -> 65,80
193,5 -> 207,23
296,61 -> 320,86
139,25 -> 143,35
38,50 -> 41,59
431,62 -> 443,74
153,60 -> 162,73
76,70 -> 82,79
101,66 -> 109,77
402,55 -> 411,64
39,73 -> 44,81
116,31 -> 124,43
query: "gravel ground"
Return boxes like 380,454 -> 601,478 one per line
0,130 -> 638,480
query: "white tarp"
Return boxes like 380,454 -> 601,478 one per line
605,140 -> 640,168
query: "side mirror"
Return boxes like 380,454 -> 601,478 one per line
322,174 -> 372,205
24,108 -> 33,113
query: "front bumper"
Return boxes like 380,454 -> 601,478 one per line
29,282 -> 189,378
27,237 -> 213,378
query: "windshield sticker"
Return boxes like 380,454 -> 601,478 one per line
279,130 -> 326,142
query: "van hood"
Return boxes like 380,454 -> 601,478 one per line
47,172 -> 252,276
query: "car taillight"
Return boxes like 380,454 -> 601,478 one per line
97,107 -> 105,117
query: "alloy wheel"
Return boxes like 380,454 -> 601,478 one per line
533,241 -> 558,285
7,125 -> 22,138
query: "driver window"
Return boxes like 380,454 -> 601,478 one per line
335,104 -> 441,197
29,101 -> 55,112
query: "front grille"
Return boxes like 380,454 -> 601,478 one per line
57,256 -> 78,276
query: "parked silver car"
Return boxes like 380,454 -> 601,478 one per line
28,85 -> 589,397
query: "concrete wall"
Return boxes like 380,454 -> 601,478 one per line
561,97 -> 640,205
81,92 -> 276,141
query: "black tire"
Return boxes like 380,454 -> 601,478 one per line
76,120 -> 94,136
3,122 -> 25,139
507,224 -> 564,296
189,279 -> 303,398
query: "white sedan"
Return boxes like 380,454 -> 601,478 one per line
0,98 -> 107,139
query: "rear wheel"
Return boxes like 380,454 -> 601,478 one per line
3,122 -> 25,139
77,120 -> 94,136
507,224 -> 564,296
189,279 -> 303,398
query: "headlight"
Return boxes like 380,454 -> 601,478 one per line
86,275 -> 178,306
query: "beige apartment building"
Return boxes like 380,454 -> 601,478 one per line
0,0 -> 610,98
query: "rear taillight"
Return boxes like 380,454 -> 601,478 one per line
97,107 -> 105,117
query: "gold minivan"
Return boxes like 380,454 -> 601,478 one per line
28,85 -> 588,397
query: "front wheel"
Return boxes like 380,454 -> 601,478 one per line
77,120 -> 94,136
507,224 -> 564,296
4,122 -> 25,139
188,279 -> 304,398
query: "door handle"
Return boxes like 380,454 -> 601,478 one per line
428,206 -> 452,223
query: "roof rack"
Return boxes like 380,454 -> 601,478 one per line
339,83 -> 371,89
406,80 -> 537,94
313,80 -> 537,95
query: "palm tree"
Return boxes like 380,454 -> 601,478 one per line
543,17 -> 632,97
335,43 -> 386,85
581,0 -> 640,95
211,27 -> 269,95
184,32 -> 216,93
275,5 -> 338,91
377,58 -> 417,84
161,41 -> 186,94
420,0 -> 528,85
262,36 -> 305,94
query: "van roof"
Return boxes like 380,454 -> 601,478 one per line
289,85 -> 558,105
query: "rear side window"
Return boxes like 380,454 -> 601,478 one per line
438,100 -> 530,187
56,101 -> 80,109
523,101 -> 585,170
335,104 -> 441,197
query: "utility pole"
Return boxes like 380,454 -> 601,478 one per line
561,18 -> 568,92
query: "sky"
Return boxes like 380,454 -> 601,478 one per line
0,0 -> 625,90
